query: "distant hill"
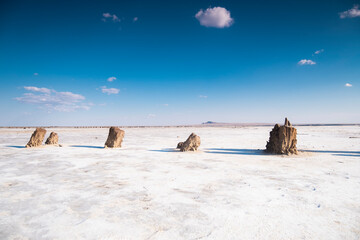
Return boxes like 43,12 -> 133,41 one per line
200,121 -> 273,127
202,121 -> 218,124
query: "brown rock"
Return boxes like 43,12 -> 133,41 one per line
26,128 -> 46,148
104,127 -> 125,148
177,142 -> 184,149
178,133 -> 201,152
45,132 -> 59,145
265,118 -> 298,154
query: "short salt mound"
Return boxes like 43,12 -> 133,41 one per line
177,133 -> 201,152
45,132 -> 59,145
26,128 -> 46,148
266,118 -> 298,154
104,127 -> 125,148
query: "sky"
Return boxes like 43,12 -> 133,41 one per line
0,0 -> 359,126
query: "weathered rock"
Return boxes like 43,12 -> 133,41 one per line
265,118 -> 298,154
104,127 -> 125,148
26,128 -> 46,148
178,133 -> 201,152
45,132 -> 59,145
177,142 -> 184,149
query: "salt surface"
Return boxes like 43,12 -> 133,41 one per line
0,126 -> 359,239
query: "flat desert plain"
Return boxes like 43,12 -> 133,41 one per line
0,126 -> 359,240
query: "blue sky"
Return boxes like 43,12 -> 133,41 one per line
0,0 -> 359,126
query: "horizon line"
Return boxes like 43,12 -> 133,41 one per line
1,123 -> 359,128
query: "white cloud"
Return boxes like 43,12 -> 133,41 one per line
15,86 -> 90,112
199,95 -> 208,98
340,5 -> 360,18
133,17 -> 138,22
195,7 -> 234,28
24,86 -> 51,94
107,76 -> 116,82
314,49 -> 324,55
101,86 -> 120,95
147,114 -> 156,119
103,13 -> 111,18
112,15 -> 119,22
163,103 -> 169,106
298,59 -> 316,65
33,73 -> 38,76
102,13 -> 120,22
345,83 -> 353,87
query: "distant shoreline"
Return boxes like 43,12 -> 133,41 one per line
1,123 -> 359,128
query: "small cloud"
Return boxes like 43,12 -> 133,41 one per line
195,7 -> 234,28
163,103 -> 169,106
314,49 -> 324,55
133,17 -> 138,22
345,83 -> 353,87
15,86 -> 90,112
103,13 -> 112,18
298,59 -> 316,65
24,86 -> 51,94
199,95 -> 208,98
147,114 -> 156,119
112,15 -> 119,22
339,5 -> 360,18
102,12 -> 120,22
100,86 -> 120,95
107,76 -> 116,82
33,73 -> 38,76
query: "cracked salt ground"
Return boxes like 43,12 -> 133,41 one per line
0,126 -> 360,239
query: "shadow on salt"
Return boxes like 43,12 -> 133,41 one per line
149,148 -> 266,155
204,148 -> 266,155
69,145 -> 104,149
149,148 -> 179,153
6,145 -> 26,148
300,149 -> 360,157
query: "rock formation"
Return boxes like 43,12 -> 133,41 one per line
177,142 -> 184,149
45,132 -> 59,145
26,128 -> 46,148
104,127 -> 125,148
177,133 -> 201,152
265,118 -> 298,154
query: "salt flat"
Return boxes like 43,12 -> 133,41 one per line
0,126 -> 359,240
